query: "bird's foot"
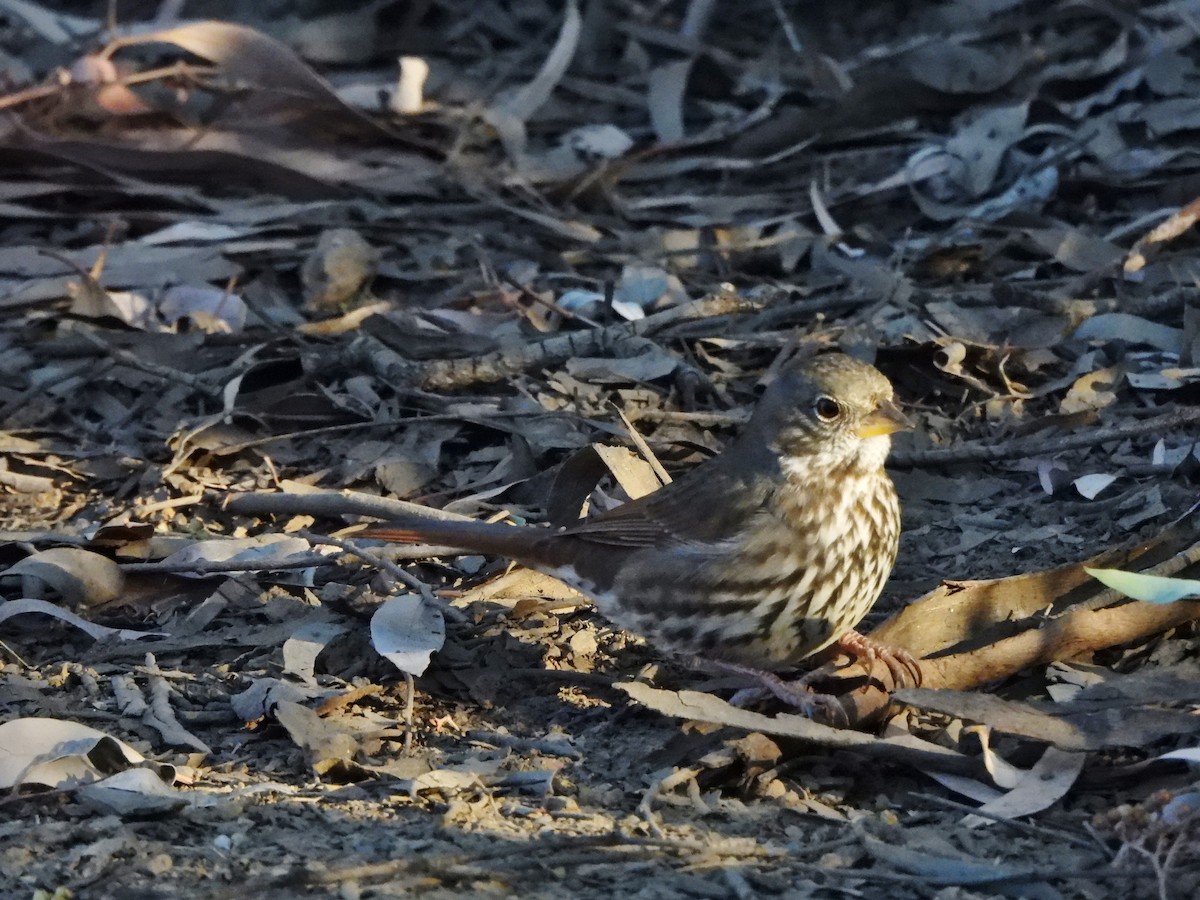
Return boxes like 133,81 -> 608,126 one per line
699,659 -> 848,726
831,629 -> 922,688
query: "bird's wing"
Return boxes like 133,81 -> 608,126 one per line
559,460 -> 770,549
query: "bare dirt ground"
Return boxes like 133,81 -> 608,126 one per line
2,1 -> 1200,898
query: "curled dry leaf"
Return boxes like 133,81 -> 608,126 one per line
485,0 -> 582,160
391,56 -> 429,115
0,597 -> 163,641
960,746 -> 1086,826
110,20 -> 380,132
4,547 -> 124,606
0,717 -> 175,791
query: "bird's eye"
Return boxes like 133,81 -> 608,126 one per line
814,396 -> 841,422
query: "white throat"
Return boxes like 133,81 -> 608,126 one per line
779,433 -> 892,484
855,434 -> 893,471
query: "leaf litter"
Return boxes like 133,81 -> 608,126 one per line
2,1 -> 1200,897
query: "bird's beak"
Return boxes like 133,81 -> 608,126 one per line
857,399 -> 912,439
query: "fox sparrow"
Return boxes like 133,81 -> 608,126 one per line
365,352 -> 919,717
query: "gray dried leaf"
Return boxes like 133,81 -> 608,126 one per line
647,58 -> 691,143
77,767 -> 187,817
945,103 -> 1029,196
159,285 -> 247,333
860,833 -> 1058,898
274,699 -> 358,766
370,593 -> 445,677
5,547 -> 124,606
967,165 -> 1057,220
1073,473 -> 1117,499
231,677 -> 331,722
282,619 -> 349,684
1024,226 -> 1124,273
1072,313 -> 1183,353
903,40 -> 1023,94
565,353 -> 680,383
157,534 -> 314,578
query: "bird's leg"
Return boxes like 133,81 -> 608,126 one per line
824,629 -> 922,688
694,658 -> 849,726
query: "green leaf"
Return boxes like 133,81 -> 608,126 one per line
1085,567 -> 1200,604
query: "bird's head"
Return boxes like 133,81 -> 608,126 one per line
748,352 -> 910,476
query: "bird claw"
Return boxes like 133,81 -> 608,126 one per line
697,659 -> 849,727
834,630 -> 922,688
751,671 -> 849,727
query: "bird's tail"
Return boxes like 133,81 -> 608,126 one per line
361,515 -> 554,567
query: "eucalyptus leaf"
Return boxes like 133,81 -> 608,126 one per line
1085,567 -> 1200,604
